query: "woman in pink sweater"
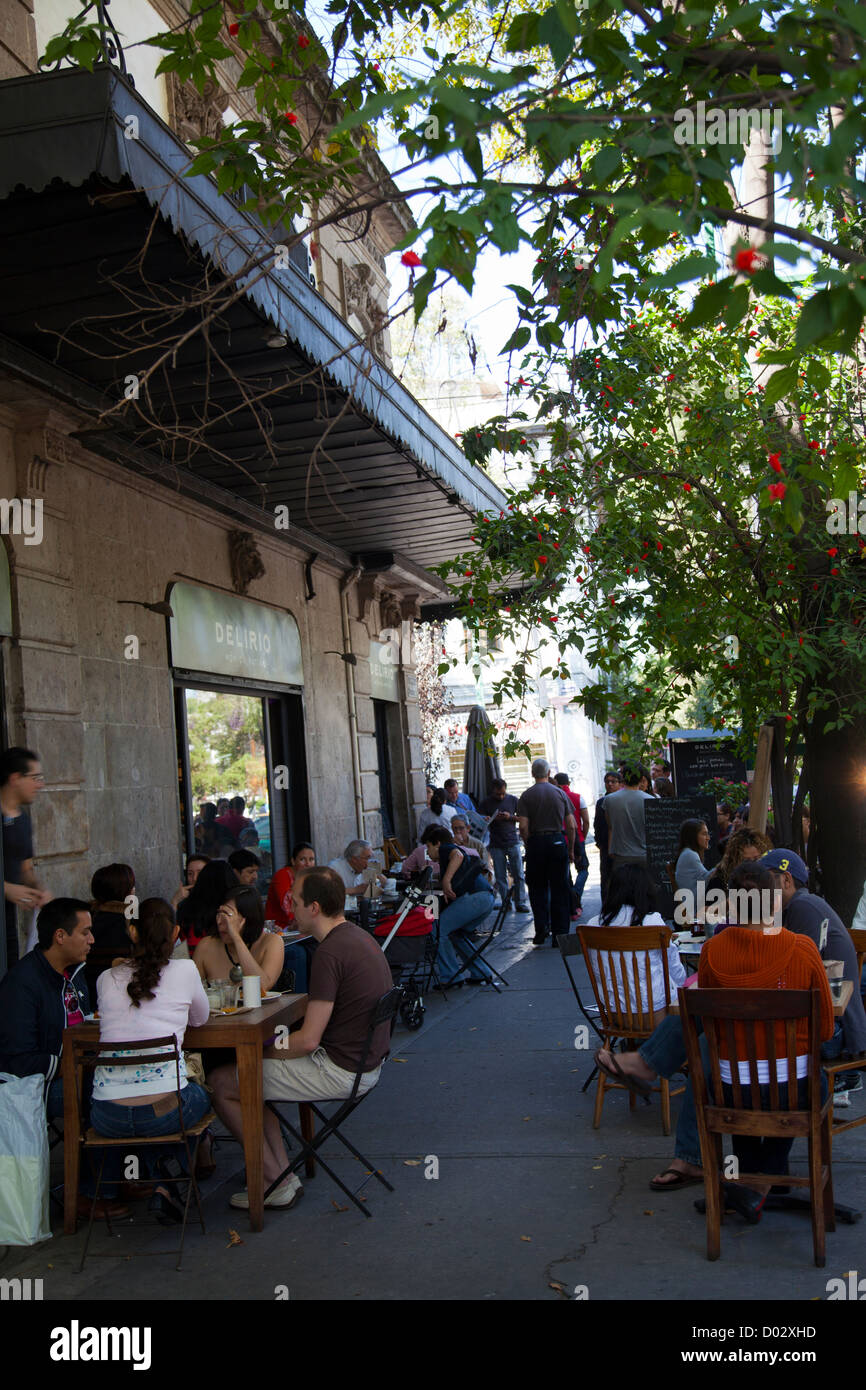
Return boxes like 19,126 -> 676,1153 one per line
89,898 -> 211,1225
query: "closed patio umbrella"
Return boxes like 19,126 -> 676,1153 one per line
462,705 -> 502,811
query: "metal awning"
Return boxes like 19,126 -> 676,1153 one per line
0,68 -> 505,573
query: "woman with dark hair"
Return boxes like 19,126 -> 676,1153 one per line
192,885 -> 284,993
422,825 -> 494,984
176,859 -> 239,952
653,777 -> 675,799
85,862 -> 136,997
674,818 -> 711,901
416,791 -> 449,842
705,827 -> 773,893
264,842 -> 316,928
585,864 -> 686,1011
89,898 -> 211,1224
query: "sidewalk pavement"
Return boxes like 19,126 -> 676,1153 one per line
2,856 -> 864,1301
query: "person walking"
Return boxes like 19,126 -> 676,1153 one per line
0,746 -> 52,969
594,771 -> 622,899
516,759 -> 576,946
603,763 -> 652,873
478,777 -> 530,913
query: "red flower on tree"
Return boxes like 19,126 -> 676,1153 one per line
768,482 -> 787,501
298,34 -> 311,48
401,250 -> 422,268
768,452 -> 782,472
285,111 -> 298,124
229,22 -> 239,35
734,248 -> 760,273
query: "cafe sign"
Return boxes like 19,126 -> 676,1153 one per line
369,640 -> 399,701
168,582 -> 303,685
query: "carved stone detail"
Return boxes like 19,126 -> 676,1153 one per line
166,72 -> 231,144
228,529 -> 265,595
343,262 -> 386,356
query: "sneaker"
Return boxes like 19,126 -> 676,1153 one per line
844,1073 -> 862,1095
514,904 -> 531,914
230,1175 -> 302,1210
833,1090 -> 852,1108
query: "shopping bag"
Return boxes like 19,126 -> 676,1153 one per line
0,1073 -> 51,1245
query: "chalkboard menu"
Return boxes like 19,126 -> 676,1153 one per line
669,738 -> 747,798
644,796 -> 718,920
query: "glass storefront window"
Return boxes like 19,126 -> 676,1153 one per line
185,688 -> 272,888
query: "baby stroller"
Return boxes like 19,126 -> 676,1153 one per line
373,883 -> 439,1030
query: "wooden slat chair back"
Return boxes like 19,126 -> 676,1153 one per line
822,927 -> 866,1146
680,987 -> 834,1266
577,924 -> 684,1134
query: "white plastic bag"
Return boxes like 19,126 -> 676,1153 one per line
0,1073 -> 51,1245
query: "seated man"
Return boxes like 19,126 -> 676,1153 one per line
0,897 -> 128,1219
449,817 -> 493,877
421,827 -> 495,985
227,848 -> 260,887
328,838 -> 387,899
596,862 -> 834,1213
209,867 -> 394,1210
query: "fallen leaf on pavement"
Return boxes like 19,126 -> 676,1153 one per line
392,1058 -> 408,1063
403,1159 -> 421,1166
227,1229 -> 244,1247
643,1210 -> 654,1216
592,1164 -> 602,1169
520,1235 -> 531,1242
331,1200 -> 349,1212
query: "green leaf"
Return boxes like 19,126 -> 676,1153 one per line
503,326 -> 531,352
763,364 -> 799,406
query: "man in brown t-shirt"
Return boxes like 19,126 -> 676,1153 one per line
210,865 -> 393,1211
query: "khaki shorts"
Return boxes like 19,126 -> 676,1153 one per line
262,1046 -> 381,1103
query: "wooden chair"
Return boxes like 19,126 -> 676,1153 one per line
680,987 -> 834,1266
822,927 -> 866,1148
72,1034 -> 215,1271
577,925 -> 685,1134
382,837 -> 407,870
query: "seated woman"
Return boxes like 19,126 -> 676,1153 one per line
421,826 -> 494,985
595,863 -> 833,1211
264,842 -> 316,928
176,859 -> 239,953
85,862 -> 136,999
585,864 -> 685,1013
89,898 -> 211,1224
192,885 -> 284,995
674,818 -> 711,906
416,792 -> 449,843
704,827 -> 773,895
228,848 -> 260,887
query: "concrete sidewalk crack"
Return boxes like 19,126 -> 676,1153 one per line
544,1155 -> 630,1297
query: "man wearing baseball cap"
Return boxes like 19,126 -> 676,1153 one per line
761,849 -> 866,1099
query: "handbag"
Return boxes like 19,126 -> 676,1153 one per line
0,1073 -> 51,1245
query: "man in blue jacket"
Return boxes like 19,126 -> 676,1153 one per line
0,898 -> 128,1218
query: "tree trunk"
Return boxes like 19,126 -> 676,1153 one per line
804,711 -> 866,925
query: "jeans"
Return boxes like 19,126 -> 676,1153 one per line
524,835 -> 571,937
89,1082 -> 212,1179
283,941 -> 309,993
491,844 -> 527,908
437,888 -> 495,982
573,841 -> 589,904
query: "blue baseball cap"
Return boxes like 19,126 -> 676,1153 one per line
760,849 -> 808,885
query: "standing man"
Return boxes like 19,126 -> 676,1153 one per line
1,746 -> 52,970
603,763 -> 652,872
651,757 -> 672,785
517,759 -> 576,946
594,771 -> 622,899
479,778 -> 530,913
553,773 -> 591,915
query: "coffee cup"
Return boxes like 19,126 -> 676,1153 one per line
242,975 -> 262,1009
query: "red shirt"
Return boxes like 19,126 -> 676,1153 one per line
216,813 -> 252,839
560,787 -> 585,842
265,867 -> 295,927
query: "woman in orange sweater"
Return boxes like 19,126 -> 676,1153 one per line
696,863 -> 833,1214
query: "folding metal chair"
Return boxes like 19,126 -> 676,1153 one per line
265,987 -> 404,1217
72,1034 -> 215,1270
558,934 -> 604,1092
440,887 -> 513,992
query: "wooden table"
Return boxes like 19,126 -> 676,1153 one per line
62,992 -> 308,1235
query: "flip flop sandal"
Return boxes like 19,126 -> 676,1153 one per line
650,1169 -> 705,1192
593,1048 -> 652,1102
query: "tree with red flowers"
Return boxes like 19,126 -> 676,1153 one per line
437,288 -> 866,920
